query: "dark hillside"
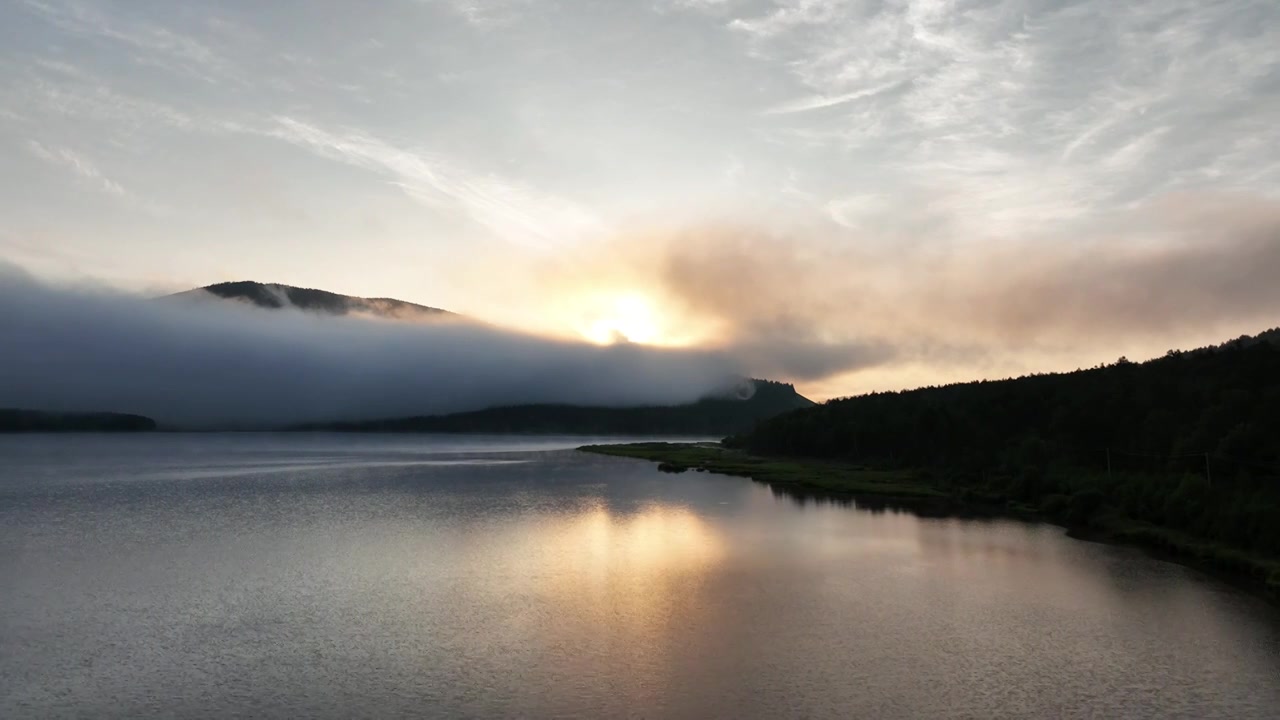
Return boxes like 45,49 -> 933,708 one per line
302,379 -> 812,435
740,330 -> 1280,562
0,409 -> 157,432
173,281 -> 451,319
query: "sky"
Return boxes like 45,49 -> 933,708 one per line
2,0 -> 1280,400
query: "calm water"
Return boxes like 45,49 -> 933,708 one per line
2,434 -> 1279,719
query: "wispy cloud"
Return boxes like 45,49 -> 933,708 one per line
26,140 -> 126,197
431,0 -> 532,27
727,0 -> 1280,231
19,0 -> 232,83
762,80 -> 901,115
16,68 -> 202,132
268,117 -> 604,249
728,0 -> 845,40
660,0 -> 736,13
8,49 -> 601,250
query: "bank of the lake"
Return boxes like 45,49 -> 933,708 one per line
580,442 -> 1280,604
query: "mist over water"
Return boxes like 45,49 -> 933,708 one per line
2,434 -> 1278,718
0,267 -> 741,427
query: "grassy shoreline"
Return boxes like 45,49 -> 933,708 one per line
580,442 -> 1280,604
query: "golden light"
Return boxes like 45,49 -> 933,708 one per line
580,292 -> 663,345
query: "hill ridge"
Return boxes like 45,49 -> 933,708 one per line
298,378 -> 813,435
172,280 -> 452,320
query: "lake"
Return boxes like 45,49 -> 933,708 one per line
2,433 -> 1278,718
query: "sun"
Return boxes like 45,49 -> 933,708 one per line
580,293 -> 662,345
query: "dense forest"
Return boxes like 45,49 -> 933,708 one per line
0,409 -> 157,432
738,330 -> 1280,561
302,379 -> 812,435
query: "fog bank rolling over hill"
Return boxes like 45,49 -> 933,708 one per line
0,268 -> 741,428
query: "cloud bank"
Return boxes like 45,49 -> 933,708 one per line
507,193 -> 1280,393
0,267 -> 742,428
660,195 -> 1280,351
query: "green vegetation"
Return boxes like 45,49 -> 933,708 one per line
585,442 -> 1280,601
301,379 -> 812,435
585,329 -> 1280,601
581,443 -> 946,501
0,409 -> 157,432
729,328 -> 1280,601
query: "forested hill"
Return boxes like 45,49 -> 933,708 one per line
0,409 -> 157,432
171,281 -> 451,320
743,330 -> 1280,469
738,329 -> 1280,564
302,379 -> 812,435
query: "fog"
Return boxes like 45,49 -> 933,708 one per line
493,193 -> 1280,394
6,192 -> 1278,422
660,195 -> 1280,356
0,266 -> 742,428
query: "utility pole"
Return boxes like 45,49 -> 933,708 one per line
1205,453 -> 1212,487
1106,448 -> 1111,478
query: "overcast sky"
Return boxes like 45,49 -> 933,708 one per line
3,0 -> 1279,398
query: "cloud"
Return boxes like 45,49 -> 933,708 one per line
728,0 -> 845,40
948,194 -> 1280,342
3,0 -> 1279,404
16,70 -> 204,133
19,0 -> 232,83
661,0 -> 737,13
518,192 -> 1280,391
434,0 -> 533,27
10,60 -> 604,250
652,227 -> 898,379
730,0 -> 1280,229
0,266 -> 743,428
26,140 -> 125,197
267,117 -> 604,249
24,138 -> 168,215
761,80 -> 902,115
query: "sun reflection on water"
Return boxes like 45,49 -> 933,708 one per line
470,503 -> 727,705
561,504 -> 725,577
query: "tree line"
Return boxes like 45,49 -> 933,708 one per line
301,379 -> 812,435
737,329 -> 1280,558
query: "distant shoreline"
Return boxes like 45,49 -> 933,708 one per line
580,442 -> 1280,606
0,409 -> 157,433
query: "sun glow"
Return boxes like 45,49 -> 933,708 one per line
580,293 -> 663,345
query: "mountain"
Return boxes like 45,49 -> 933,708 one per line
298,379 -> 813,435
172,281 -> 451,320
169,281 -> 810,434
0,409 -> 157,432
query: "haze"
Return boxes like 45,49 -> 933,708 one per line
0,265 -> 742,427
3,0 -> 1279,401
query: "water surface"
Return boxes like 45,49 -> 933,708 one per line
2,433 -> 1278,718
